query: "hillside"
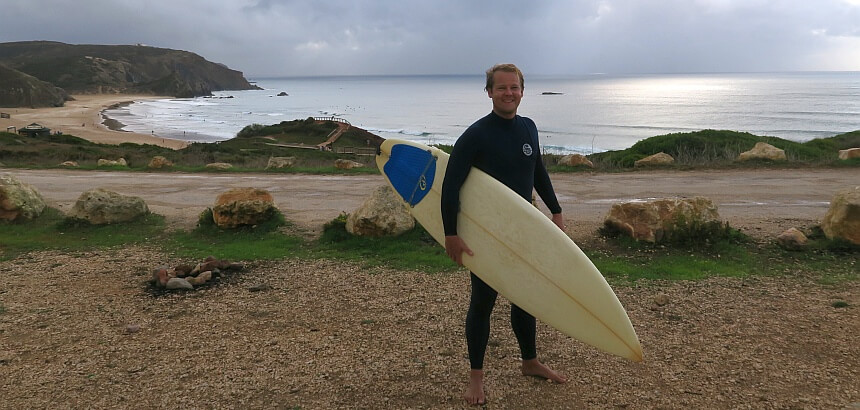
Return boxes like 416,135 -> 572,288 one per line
0,63 -> 69,108
0,41 -> 260,106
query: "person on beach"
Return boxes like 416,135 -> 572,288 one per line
440,63 -> 568,405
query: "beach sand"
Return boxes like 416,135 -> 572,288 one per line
0,95 -> 189,149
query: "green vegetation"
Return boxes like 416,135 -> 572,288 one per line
1,208 -> 855,282
0,118 -> 382,172
548,129 -> 860,171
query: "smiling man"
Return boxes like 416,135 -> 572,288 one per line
440,63 -> 568,405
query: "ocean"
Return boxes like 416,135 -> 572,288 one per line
104,72 -> 860,154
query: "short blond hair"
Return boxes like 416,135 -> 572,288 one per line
485,63 -> 524,91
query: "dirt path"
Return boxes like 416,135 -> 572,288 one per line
7,167 -> 858,239
1,167 -> 858,408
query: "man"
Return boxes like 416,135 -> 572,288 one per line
440,63 -> 568,406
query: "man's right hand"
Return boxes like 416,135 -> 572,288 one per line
444,235 -> 474,266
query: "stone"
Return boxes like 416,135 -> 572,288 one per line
186,271 -> 212,286
277,91 -> 288,96
147,156 -> 173,169
776,228 -> 808,250
68,188 -> 149,224
59,161 -> 79,168
334,159 -> 364,169
211,187 -> 276,228
97,158 -> 128,167
558,154 -> 594,168
737,142 -> 786,162
165,277 -> 193,290
249,283 -> 272,292
266,156 -> 295,169
603,196 -> 722,243
821,186 -> 860,245
126,324 -> 141,334
635,152 -> 675,167
0,174 -> 47,221
838,148 -> 860,160
346,185 -> 415,237
205,162 -> 233,170
654,294 -> 670,306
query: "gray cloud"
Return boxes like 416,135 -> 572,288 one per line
1,0 -> 858,77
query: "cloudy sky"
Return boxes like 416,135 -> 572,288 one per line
2,0 -> 859,77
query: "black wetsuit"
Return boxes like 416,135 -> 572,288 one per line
440,111 -> 562,370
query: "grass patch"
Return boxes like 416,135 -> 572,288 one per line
315,214 -> 457,273
0,208 -> 165,260
161,208 -> 306,260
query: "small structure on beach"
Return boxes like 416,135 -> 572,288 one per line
18,123 -> 51,137
0,112 -> 10,119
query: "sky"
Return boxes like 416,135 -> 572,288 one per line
1,0 -> 859,78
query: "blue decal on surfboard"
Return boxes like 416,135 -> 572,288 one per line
384,144 -> 436,206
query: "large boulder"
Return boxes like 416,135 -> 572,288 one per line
737,142 -> 786,162
0,174 -> 47,221
266,157 -> 295,169
212,188 -> 277,228
776,228 -> 808,251
97,158 -> 128,167
335,159 -> 364,170
838,148 -> 860,161
821,186 -> 860,245
346,185 -> 415,237
69,188 -> 149,224
147,156 -> 173,169
205,162 -> 233,171
635,152 -> 675,167
603,196 -> 722,243
558,154 -> 594,168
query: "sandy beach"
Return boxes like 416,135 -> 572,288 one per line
0,95 -> 189,149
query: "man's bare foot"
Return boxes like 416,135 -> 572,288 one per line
464,369 -> 487,405
521,358 -> 567,383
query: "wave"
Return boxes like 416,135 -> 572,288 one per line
362,127 -> 434,137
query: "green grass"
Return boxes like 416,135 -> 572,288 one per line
0,208 -> 165,260
315,214 -> 458,273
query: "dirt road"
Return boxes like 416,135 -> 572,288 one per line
7,167 -> 858,239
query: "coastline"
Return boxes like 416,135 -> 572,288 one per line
0,95 -> 189,150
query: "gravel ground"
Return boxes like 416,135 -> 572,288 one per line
1,247 -> 857,409
1,168 -> 858,408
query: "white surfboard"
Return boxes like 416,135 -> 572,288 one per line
376,138 -> 643,362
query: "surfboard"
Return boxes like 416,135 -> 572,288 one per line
376,138 -> 643,362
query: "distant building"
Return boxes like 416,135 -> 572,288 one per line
18,123 -> 51,137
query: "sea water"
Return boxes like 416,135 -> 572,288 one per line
104,72 -> 860,154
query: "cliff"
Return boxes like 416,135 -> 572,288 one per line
0,41 -> 260,107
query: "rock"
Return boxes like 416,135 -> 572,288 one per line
776,228 -> 808,250
277,91 -> 288,96
821,186 -> 860,245
174,264 -> 193,277
249,283 -> 272,292
147,156 -> 173,169
97,158 -> 128,167
346,185 -> 415,237
165,277 -> 193,290
126,324 -> 141,334
266,156 -> 295,169
334,159 -> 364,170
68,188 -> 149,224
211,187 -> 277,228
205,162 -> 233,170
152,266 -> 172,287
558,154 -> 594,168
0,174 -> 47,221
635,152 -> 675,167
603,196 -> 722,243
186,271 -> 212,286
654,294 -> 670,306
59,161 -> 79,168
737,142 -> 786,162
838,148 -> 860,160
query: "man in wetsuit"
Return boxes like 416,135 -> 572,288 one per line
441,63 -> 568,406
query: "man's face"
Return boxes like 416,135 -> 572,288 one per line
487,70 -> 522,119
